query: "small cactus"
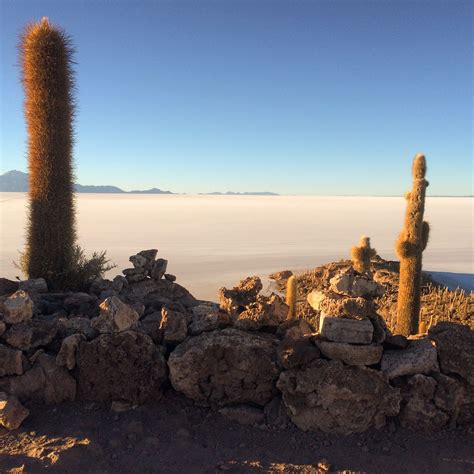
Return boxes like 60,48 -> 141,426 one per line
351,235 -> 376,275
395,154 -> 430,336
286,275 -> 297,319
20,18 -> 76,288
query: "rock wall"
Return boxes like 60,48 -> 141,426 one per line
0,251 -> 473,435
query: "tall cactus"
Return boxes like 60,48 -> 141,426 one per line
286,275 -> 297,319
351,235 -> 376,275
395,154 -> 430,336
20,18 -> 76,287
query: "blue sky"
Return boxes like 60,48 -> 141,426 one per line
1,0 -> 472,195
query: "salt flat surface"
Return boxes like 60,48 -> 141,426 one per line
1,193 -> 472,300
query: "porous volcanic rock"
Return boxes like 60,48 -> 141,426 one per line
76,330 -> 167,404
168,328 -> 279,407
0,353 -> 76,404
277,359 -> 401,435
91,296 -> 139,334
319,315 -> 374,344
234,293 -> 288,330
2,290 -> 33,324
219,276 -> 263,317
0,392 -> 29,430
317,341 -> 383,366
329,271 -> 384,298
428,322 -> 474,386
307,290 -> 374,319
0,344 -> 23,376
160,307 -> 187,344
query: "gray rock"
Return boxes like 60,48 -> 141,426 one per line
318,341 -> 383,366
277,320 -> 320,369
219,405 -> 265,426
129,254 -> 147,269
0,278 -> 19,296
56,334 -> 85,370
319,315 -> 373,344
19,278 -> 48,293
63,292 -> 99,317
0,344 -> 23,376
329,271 -> 384,298
307,290 -> 374,319
76,330 -> 167,404
164,273 -> 176,282
160,307 -> 187,344
0,353 -> 76,404
398,374 -> 449,432
57,317 -> 98,340
150,259 -> 168,280
381,338 -> 439,379
0,392 -> 29,430
384,334 -> 408,350
91,296 -> 139,334
168,328 -> 279,407
4,320 -> 57,351
234,293 -> 288,330
2,290 -> 33,324
137,249 -> 158,267
264,396 -> 290,428
219,276 -> 263,317
277,359 -> 400,434
428,322 -> 474,386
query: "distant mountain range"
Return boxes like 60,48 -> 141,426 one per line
0,170 -> 279,195
0,170 -> 174,194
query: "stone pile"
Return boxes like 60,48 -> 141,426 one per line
307,268 -> 386,366
0,257 -> 473,437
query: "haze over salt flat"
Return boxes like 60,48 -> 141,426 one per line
1,193 -> 472,300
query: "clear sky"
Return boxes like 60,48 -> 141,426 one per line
1,0 -> 472,195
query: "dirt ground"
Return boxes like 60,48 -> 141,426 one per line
1,391 -> 473,474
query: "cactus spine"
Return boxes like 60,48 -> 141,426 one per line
395,154 -> 430,336
20,18 -> 77,288
286,275 -> 297,319
351,235 -> 376,275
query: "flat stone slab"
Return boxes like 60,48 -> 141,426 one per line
318,341 -> 383,366
319,315 -> 373,344
381,338 -> 439,380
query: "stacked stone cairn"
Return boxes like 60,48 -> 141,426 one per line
0,254 -> 473,436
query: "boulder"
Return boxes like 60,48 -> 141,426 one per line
234,294 -> 288,330
150,258 -> 168,280
277,359 -> 400,435
168,328 -> 279,407
159,308 -> 188,344
307,290 -> 374,319
91,296 -> 139,334
0,353 -> 76,404
3,320 -> 57,351
381,338 -> 439,380
317,341 -> 383,366
2,290 -> 33,324
57,317 -> 98,340
63,292 -> 99,317
428,322 -> 474,386
189,304 -> 228,335
398,374 -> 449,432
76,330 -> 167,404
137,249 -> 158,268
277,320 -> 320,369
329,271 -> 384,298
136,311 -> 163,343
19,278 -> 48,293
0,393 -> 29,430
0,344 -> 23,376
432,373 -> 466,426
319,315 -> 373,344
219,276 -> 263,317
129,254 -> 148,269
56,334 -> 85,370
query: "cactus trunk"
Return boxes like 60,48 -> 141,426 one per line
20,18 -> 76,288
286,275 -> 297,319
395,154 -> 430,336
